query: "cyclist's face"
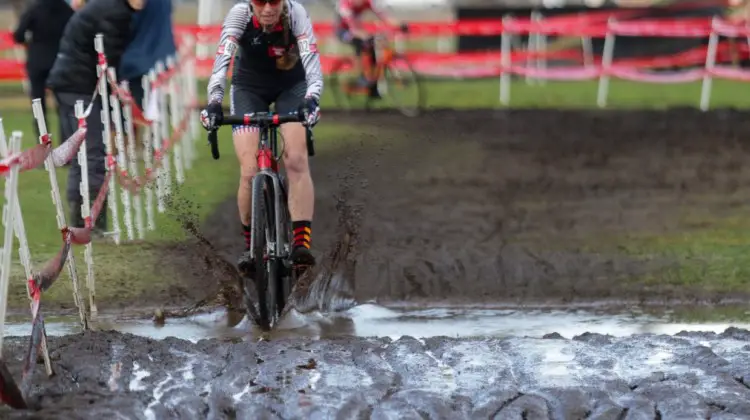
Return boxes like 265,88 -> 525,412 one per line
251,0 -> 283,26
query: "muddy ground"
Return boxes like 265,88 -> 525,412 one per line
161,108 -> 750,312
2,328 -> 750,418
4,109 -> 750,416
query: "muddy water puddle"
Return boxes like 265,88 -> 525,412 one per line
5,303 -> 750,342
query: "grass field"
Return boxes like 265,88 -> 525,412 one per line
1,75 -> 750,313
0,106 -> 366,312
0,109 -> 237,311
575,212 -> 750,297
3,76 -> 750,113
324,78 -> 750,110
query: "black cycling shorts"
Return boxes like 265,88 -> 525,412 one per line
229,80 -> 306,134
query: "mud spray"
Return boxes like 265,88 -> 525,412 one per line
157,137 -> 377,330
7,109 -> 750,417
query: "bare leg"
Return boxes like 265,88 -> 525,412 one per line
233,128 -> 260,226
280,123 -> 313,221
280,122 -> 315,267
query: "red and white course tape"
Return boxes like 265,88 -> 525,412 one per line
0,30 -> 200,409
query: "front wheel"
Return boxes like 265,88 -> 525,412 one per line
380,56 -> 425,117
274,175 -> 294,317
250,177 -> 277,331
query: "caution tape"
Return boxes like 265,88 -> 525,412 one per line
0,30 -> 199,409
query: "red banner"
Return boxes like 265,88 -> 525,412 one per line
1,12 -> 749,82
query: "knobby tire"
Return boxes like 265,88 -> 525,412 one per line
251,178 -> 275,331
385,57 -> 424,117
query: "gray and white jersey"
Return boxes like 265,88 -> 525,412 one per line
206,1 -> 323,104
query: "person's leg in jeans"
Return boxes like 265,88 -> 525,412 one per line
57,91 -> 108,233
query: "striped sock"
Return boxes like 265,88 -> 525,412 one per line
242,224 -> 251,250
292,220 -> 312,250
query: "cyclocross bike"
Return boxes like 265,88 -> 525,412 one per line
328,30 -> 425,117
207,110 -> 315,331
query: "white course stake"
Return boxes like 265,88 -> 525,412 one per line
0,124 -> 31,305
0,131 -> 21,352
185,44 -> 200,163
700,17 -> 719,112
74,101 -> 98,318
121,80 -> 145,239
499,16 -> 512,105
0,126 -> 52,374
141,74 -> 157,230
166,56 -> 185,185
149,68 -> 166,213
107,68 -> 134,241
156,61 -> 173,201
95,34 -> 121,244
597,19 -> 616,108
178,53 -> 194,170
32,99 -> 88,330
175,53 -> 192,171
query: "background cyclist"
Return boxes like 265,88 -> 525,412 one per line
334,0 -> 408,97
200,0 -> 323,273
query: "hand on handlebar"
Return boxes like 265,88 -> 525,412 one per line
200,102 -> 223,131
299,97 -> 320,127
399,22 -> 409,33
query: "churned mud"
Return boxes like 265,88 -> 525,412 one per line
24,108 -> 750,315
175,108 -> 750,309
3,328 -> 750,418
4,108 -> 750,416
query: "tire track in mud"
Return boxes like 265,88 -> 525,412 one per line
155,110 -> 386,319
10,108 -> 750,416
3,328 -> 750,418
170,108 -> 750,309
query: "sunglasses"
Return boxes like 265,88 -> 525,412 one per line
251,0 -> 282,6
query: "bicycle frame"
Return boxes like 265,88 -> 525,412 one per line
330,28 -> 423,116
208,111 -> 314,262
207,110 -> 313,329
344,32 -> 398,95
369,33 -> 395,81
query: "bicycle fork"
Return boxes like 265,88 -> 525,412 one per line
249,156 -> 287,259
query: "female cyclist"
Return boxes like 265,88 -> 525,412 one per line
200,0 -> 323,272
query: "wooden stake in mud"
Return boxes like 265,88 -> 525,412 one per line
95,33 -> 122,245
0,360 -> 26,409
0,123 -> 53,377
0,131 -> 28,409
75,100 -> 98,319
141,73 -> 157,231
121,81 -> 146,240
33,99 -> 88,330
156,61 -> 173,206
107,67 -> 135,241
183,39 -> 200,163
166,56 -> 185,185
0,132 -> 21,348
148,68 -> 167,214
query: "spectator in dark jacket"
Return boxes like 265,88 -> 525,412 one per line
119,0 -> 176,110
12,0 -> 74,140
47,0 -> 145,235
